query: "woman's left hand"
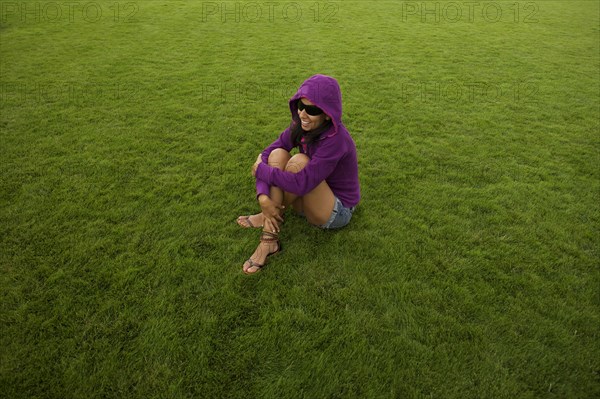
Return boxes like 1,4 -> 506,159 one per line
258,195 -> 284,233
251,154 -> 262,177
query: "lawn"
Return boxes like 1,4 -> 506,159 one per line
1,1 -> 599,398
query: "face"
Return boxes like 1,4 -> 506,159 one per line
297,97 -> 330,131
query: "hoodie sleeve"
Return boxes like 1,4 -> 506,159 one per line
259,127 -> 293,162
255,133 -> 345,196
255,127 -> 294,198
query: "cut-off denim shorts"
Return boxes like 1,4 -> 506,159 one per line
320,197 -> 356,230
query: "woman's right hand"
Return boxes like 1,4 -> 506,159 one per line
258,195 -> 285,233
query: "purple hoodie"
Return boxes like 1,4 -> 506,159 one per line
255,74 -> 361,208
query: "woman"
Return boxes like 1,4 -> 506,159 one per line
237,74 -> 360,274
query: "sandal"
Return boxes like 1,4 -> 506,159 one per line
243,231 -> 282,274
236,215 -> 263,229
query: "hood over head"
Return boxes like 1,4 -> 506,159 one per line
289,74 -> 343,138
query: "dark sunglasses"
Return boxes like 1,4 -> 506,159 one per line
297,99 -> 324,116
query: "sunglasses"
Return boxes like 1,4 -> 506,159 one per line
297,99 -> 324,116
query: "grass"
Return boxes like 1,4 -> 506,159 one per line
1,0 -> 599,398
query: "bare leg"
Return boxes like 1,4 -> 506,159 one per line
242,151 -> 337,273
265,149 -> 291,215
242,149 -> 290,274
237,149 -> 291,229
282,153 -> 336,226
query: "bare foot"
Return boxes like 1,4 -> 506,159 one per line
237,213 -> 264,228
243,239 -> 280,274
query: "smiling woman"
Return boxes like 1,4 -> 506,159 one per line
236,74 -> 361,274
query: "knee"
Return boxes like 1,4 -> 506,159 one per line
306,215 -> 328,227
285,153 -> 310,174
268,148 -> 291,169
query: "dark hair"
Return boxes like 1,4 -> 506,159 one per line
290,116 -> 333,151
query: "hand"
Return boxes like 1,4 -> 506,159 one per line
251,153 -> 262,177
258,195 -> 285,233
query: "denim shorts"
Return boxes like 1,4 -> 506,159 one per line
320,197 -> 356,230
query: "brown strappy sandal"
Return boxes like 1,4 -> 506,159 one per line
243,231 -> 282,274
236,215 -> 263,229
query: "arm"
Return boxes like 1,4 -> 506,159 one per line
255,134 -> 345,196
252,154 -> 285,232
255,127 -> 294,198
259,127 -> 294,164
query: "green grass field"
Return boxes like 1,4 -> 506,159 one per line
1,1 -> 599,397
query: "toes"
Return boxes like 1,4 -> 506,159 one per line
243,259 -> 258,274
243,262 -> 260,274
